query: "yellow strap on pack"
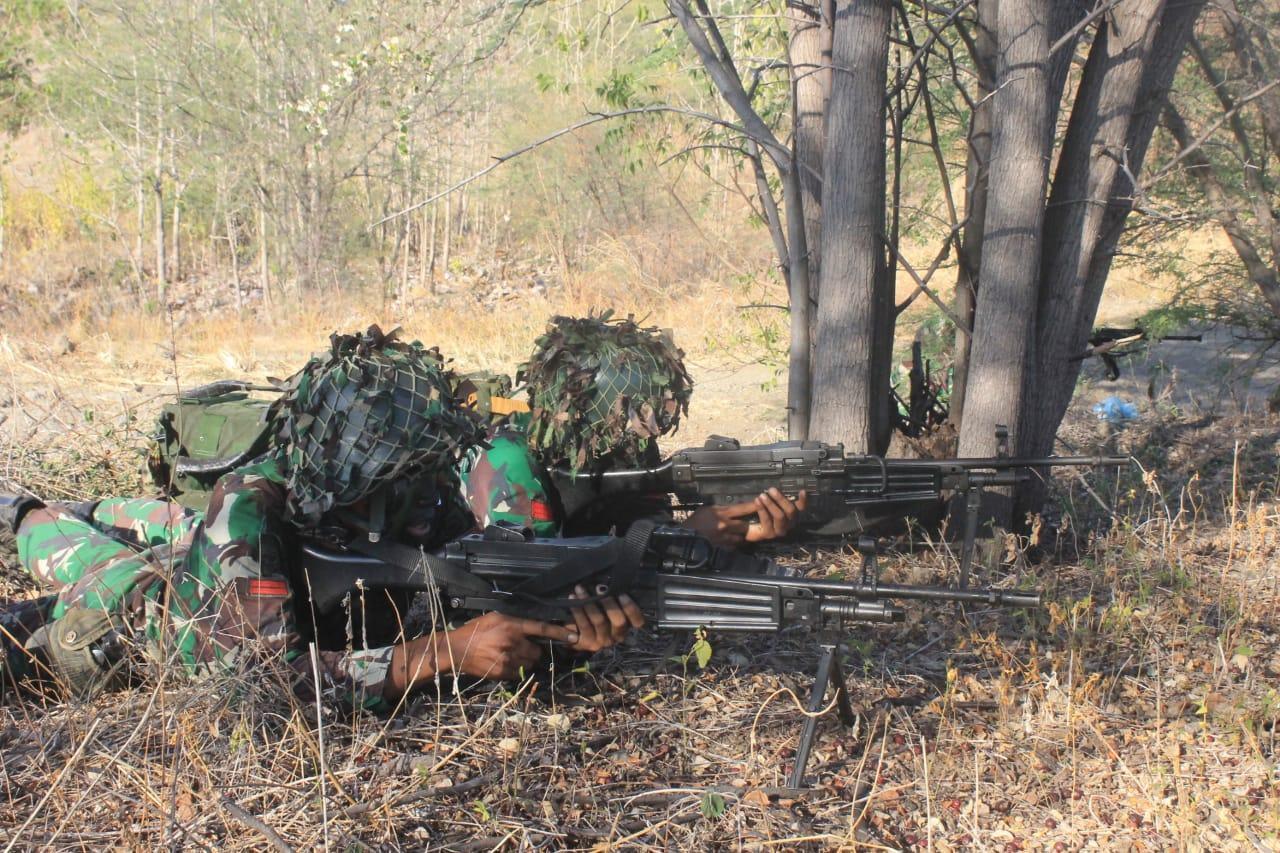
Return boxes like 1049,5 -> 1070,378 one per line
465,392 -> 530,416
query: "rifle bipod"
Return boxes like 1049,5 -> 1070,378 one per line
786,644 -> 858,789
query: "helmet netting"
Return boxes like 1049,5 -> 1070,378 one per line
517,312 -> 692,472
271,325 -> 482,526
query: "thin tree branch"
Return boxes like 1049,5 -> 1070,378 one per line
1144,79 -> 1280,187
371,106 -> 762,227
887,239 -> 972,335
1048,0 -> 1123,57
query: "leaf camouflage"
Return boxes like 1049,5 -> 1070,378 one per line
517,311 -> 693,472
270,324 -> 483,526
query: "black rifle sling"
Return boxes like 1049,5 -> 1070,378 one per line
345,538 -> 493,598
508,519 -> 657,600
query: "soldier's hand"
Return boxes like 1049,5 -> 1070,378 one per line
684,503 -> 753,547
683,489 -> 807,547
564,586 -> 645,653
745,488 -> 807,543
440,612 -> 576,680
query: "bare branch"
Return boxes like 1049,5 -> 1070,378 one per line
372,105 -> 763,227
887,239 -> 972,335
1048,0 -> 1123,57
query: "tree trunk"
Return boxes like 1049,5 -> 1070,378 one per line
808,0 -> 893,453
154,179 -> 166,303
957,0 -> 1054,525
1219,0 -> 1280,156
1024,0 -> 1203,460
783,161 -> 813,441
226,209 -> 243,312
442,139 -> 453,282
154,94 -> 166,302
428,201 -> 439,293
257,191 -> 270,308
418,206 -> 430,295
949,0 -> 996,430
789,0 -> 833,304
170,186 -> 182,282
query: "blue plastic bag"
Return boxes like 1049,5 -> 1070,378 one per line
1092,396 -> 1139,425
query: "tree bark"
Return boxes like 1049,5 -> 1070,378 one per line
957,0 -> 1053,523
1024,0 -> 1203,459
949,0 -> 996,430
808,0 -> 893,453
257,189 -> 270,308
789,0 -> 833,304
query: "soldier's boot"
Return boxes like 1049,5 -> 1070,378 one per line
23,607 -> 127,700
0,494 -> 45,536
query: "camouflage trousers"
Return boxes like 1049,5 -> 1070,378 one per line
1,498 -> 199,687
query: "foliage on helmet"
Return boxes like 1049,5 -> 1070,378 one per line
271,325 -> 482,526
517,312 -> 692,471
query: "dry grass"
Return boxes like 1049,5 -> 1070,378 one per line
1,374 -> 1277,849
2,228 -> 1277,849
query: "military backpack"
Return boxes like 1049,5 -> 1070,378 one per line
146,381 -> 278,511
146,372 -> 528,511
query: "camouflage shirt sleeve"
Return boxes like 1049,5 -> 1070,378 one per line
460,424 -> 560,537
170,458 -> 392,711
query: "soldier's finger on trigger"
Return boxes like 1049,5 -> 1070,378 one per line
584,601 -> 609,633
753,495 -> 776,536
766,489 -> 792,520
567,605 -> 592,643
574,586 -> 609,632
599,597 -> 629,635
770,487 -> 798,520
519,618 -> 574,643
619,594 -> 645,627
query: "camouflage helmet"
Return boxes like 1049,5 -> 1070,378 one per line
271,325 -> 481,527
517,312 -> 692,471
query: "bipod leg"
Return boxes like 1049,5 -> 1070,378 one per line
957,483 -> 982,590
787,644 -> 856,790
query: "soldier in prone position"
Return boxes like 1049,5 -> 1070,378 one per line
460,312 -> 808,548
0,326 -> 642,705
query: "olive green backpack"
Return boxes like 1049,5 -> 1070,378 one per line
146,372 -> 526,511
147,381 -> 279,511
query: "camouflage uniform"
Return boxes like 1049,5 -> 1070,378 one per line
3,458 -> 405,709
460,413 -> 560,538
460,420 -> 673,537
3,325 -> 480,707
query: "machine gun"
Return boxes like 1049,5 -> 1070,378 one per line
1071,326 -> 1202,380
298,522 -> 1041,787
549,430 -> 1128,587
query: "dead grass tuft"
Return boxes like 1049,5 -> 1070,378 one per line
1,393 -> 1277,848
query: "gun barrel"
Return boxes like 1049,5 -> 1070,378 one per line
868,582 -> 1041,608
821,600 -> 905,623
891,455 -> 1128,470
760,575 -> 1040,608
